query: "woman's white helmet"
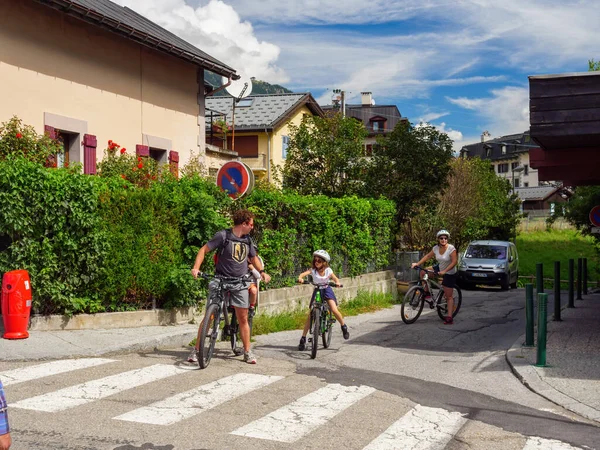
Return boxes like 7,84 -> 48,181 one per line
436,229 -> 450,239
313,249 -> 331,262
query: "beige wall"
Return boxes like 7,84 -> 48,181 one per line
0,0 -> 204,168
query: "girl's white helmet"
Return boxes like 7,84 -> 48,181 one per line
313,249 -> 331,263
436,229 -> 450,238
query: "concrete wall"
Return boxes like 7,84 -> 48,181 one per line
24,271 -> 397,331
0,0 -> 202,168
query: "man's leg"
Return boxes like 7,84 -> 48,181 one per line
235,306 -> 251,352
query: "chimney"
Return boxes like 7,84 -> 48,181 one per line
361,92 -> 373,106
481,130 -> 491,142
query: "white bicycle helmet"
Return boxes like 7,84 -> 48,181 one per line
436,229 -> 450,239
313,249 -> 331,263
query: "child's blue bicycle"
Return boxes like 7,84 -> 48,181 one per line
303,280 -> 342,359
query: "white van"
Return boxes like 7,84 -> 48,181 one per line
458,240 -> 519,290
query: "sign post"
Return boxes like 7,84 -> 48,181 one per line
216,161 -> 255,199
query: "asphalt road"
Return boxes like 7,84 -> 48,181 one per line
3,288 -> 599,449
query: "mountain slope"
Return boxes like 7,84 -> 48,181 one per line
205,71 -> 293,96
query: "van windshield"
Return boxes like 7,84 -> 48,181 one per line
465,245 -> 507,259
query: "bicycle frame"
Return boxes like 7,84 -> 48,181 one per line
417,270 -> 446,306
304,281 -> 338,359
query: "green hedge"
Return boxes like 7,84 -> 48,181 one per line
0,158 -> 394,315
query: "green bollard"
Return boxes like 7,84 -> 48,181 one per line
583,258 -> 588,295
577,258 -> 582,300
553,261 -> 561,321
525,284 -> 534,347
568,259 -> 575,308
536,293 -> 548,367
536,263 -> 544,294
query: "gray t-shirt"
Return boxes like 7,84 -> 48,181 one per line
207,229 -> 257,277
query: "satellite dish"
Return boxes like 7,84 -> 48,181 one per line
222,74 -> 253,99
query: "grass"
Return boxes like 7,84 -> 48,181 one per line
190,290 -> 397,346
516,228 -> 600,287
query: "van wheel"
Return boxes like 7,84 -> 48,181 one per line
510,272 -> 518,289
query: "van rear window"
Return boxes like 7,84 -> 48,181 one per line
465,245 -> 507,259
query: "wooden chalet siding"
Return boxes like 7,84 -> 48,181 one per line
83,134 -> 97,175
529,73 -> 600,150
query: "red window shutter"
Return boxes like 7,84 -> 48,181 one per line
169,150 -> 179,177
83,134 -> 97,175
44,125 -> 56,139
136,145 -> 150,157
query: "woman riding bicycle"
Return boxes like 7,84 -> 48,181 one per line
411,230 -> 458,325
297,250 -> 349,350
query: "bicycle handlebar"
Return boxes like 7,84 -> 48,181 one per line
199,273 -> 251,283
412,265 -> 439,274
300,280 -> 343,288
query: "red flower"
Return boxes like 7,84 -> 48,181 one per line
120,148 -> 126,154
120,174 -> 126,179
16,133 -> 23,139
137,157 -> 142,162
137,162 -> 143,169
108,140 -> 113,146
132,167 -> 137,172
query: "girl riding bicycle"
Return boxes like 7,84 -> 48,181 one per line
297,250 -> 349,350
411,229 -> 458,324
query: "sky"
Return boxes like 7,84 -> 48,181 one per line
113,0 -> 600,151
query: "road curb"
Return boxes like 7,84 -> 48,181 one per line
506,334 -> 600,424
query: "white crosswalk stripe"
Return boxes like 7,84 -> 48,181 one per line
2,358 -> 588,450
230,383 -> 376,443
0,358 -> 116,386
10,363 -> 186,412
362,404 -> 468,450
523,437 -> 583,450
114,373 -> 283,425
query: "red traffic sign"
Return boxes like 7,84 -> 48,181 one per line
590,205 -> 600,227
216,161 -> 254,199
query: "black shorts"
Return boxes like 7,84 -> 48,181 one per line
442,273 -> 457,289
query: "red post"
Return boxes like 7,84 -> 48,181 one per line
1,270 -> 33,339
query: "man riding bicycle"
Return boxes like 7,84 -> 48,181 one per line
190,209 -> 271,364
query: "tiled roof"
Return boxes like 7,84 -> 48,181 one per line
515,186 -> 558,201
36,0 -> 237,78
205,93 -> 322,129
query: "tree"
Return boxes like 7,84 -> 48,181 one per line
402,158 -> 521,250
589,59 -> 600,71
363,122 -> 454,224
281,114 -> 368,197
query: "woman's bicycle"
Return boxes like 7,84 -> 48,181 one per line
303,280 -> 342,359
401,265 -> 462,324
197,273 -> 253,369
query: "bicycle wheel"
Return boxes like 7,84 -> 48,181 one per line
436,286 -> 462,320
322,309 -> 333,348
198,303 -> 220,369
401,286 -> 425,324
310,308 -> 320,359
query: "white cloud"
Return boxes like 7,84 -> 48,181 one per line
112,0 -> 289,83
446,86 -> 530,140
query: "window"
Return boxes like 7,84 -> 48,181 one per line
523,164 -> 529,175
511,162 -> 519,170
514,178 -> 520,188
236,98 -> 253,108
501,145 -> 507,155
149,148 -> 167,164
497,163 -> 508,173
485,147 -> 491,157
372,120 -> 385,131
282,136 -> 289,159
524,182 -> 529,187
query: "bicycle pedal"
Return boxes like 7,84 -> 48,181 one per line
307,338 -> 313,343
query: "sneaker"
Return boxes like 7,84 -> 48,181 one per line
341,324 -> 350,340
248,306 -> 256,318
233,346 -> 244,356
187,348 -> 198,363
298,336 -> 306,351
243,350 -> 257,364
443,316 -> 454,325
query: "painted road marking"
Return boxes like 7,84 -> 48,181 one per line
1,358 -> 116,386
114,373 -> 283,425
523,437 -> 583,450
10,364 -> 185,412
231,383 -> 375,443
362,404 -> 467,450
